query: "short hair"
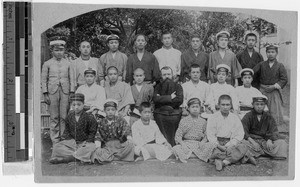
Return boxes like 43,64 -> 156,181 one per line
218,94 -> 232,105
161,31 -> 173,39
134,68 -> 145,75
161,66 -> 173,75
79,40 -> 91,47
107,66 -> 119,74
190,35 -> 201,40
139,102 -> 152,112
245,33 -> 257,41
189,64 -> 201,72
134,34 -> 148,43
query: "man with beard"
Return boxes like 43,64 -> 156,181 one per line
73,40 -> 101,88
153,66 -> 183,146
236,32 -> 264,89
181,35 -> 209,83
126,34 -> 161,86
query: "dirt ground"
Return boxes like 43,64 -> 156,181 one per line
41,85 -> 291,178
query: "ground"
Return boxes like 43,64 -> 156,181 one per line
41,85 -> 291,178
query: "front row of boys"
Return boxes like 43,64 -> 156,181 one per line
50,90 -> 287,171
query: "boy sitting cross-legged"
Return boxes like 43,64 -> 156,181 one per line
49,93 -> 98,164
132,102 -> 173,161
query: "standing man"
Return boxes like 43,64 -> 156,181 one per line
153,66 -> 183,146
181,35 -> 209,83
73,40 -> 101,88
41,39 -> 75,144
126,34 -> 161,86
154,32 -> 182,83
207,30 -> 242,87
253,44 -> 288,132
236,32 -> 264,89
99,34 -> 128,86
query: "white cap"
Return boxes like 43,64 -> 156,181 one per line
49,40 -> 66,46
216,64 -> 231,73
216,30 -> 230,38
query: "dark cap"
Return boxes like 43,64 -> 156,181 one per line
70,93 -> 85,103
104,99 -> 118,109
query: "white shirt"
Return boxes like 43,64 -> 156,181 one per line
153,47 -> 181,76
132,119 -> 167,147
76,83 -> 106,111
181,80 -> 210,107
206,111 -> 244,147
135,84 -> 143,92
235,86 -> 262,107
208,82 -> 239,110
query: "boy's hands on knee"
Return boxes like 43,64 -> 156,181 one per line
266,139 -> 275,151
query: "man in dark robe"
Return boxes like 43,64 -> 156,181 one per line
236,32 -> 264,89
153,66 -> 183,146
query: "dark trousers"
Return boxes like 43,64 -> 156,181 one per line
154,113 -> 182,146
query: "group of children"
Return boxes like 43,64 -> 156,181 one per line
42,29 -> 289,171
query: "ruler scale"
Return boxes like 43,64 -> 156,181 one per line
3,2 -> 30,162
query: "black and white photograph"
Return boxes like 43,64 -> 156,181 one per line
32,1 -> 297,182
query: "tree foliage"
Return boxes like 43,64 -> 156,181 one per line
44,8 -> 278,59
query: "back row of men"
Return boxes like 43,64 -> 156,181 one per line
42,30 -> 288,147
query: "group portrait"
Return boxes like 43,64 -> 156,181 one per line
33,2 -> 296,182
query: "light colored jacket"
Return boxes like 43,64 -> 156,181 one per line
41,57 -> 75,94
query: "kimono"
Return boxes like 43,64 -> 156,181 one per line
153,47 -> 182,76
131,83 -> 154,107
236,49 -> 264,88
206,111 -> 252,164
105,81 -> 135,113
50,111 -> 98,162
173,115 -> 216,162
72,56 -> 101,88
126,51 -> 161,85
91,116 -> 135,162
181,80 -> 210,108
129,83 -> 154,125
253,60 -> 288,132
235,85 -> 263,119
153,79 -> 183,146
99,51 -> 128,81
132,119 -> 172,161
76,83 -> 106,112
241,110 -> 288,158
207,82 -> 239,111
207,50 -> 242,86
181,48 -> 209,82
41,57 -> 75,144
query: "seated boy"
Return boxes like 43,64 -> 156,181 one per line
91,99 -> 135,163
49,93 -> 98,164
241,95 -> 288,160
235,68 -> 266,119
105,66 -> 135,118
206,94 -> 256,171
132,102 -> 173,161
181,64 -> 210,116
130,68 -> 154,124
75,68 -> 106,116
207,64 -> 239,113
